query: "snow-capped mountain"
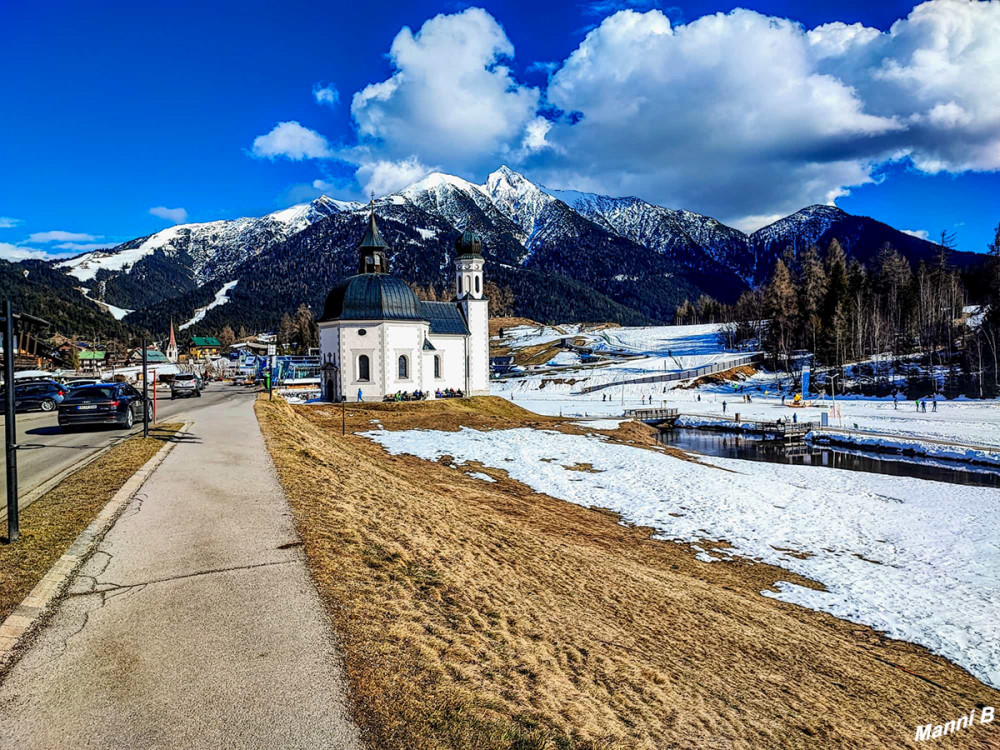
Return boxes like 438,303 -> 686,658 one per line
55,195 -> 358,308
43,164 -> 982,335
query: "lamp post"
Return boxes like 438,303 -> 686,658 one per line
829,372 -> 841,429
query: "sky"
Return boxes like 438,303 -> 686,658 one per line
1,0 -> 999,261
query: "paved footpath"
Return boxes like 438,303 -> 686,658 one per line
0,393 -> 364,749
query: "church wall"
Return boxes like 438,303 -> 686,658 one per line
383,323 -> 424,395
423,334 -> 467,394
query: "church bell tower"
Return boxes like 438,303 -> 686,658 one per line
455,231 -> 489,395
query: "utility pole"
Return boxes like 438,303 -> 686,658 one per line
141,338 -> 149,438
4,299 -> 19,543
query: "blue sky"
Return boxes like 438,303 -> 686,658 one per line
2,0 -> 998,260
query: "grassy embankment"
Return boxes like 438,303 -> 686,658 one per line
256,396 -> 999,750
0,424 -> 181,622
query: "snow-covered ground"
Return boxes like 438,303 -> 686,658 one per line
179,280 -> 238,330
77,286 -> 133,321
366,424 -> 1000,690
493,322 -> 1000,449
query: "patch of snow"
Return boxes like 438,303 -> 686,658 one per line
179,280 -> 238,330
574,418 -> 628,430
415,227 -> 437,240
365,425 -> 1000,690
77,286 -> 133,320
466,471 -> 497,483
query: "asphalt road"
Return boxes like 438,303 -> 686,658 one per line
0,383 -> 254,507
0,388 -> 362,748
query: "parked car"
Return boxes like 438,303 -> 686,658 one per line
66,378 -> 102,388
57,383 -> 150,431
170,373 -> 202,399
0,379 -> 69,412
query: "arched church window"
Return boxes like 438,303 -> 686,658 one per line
458,276 -> 463,295
434,355 -> 441,379
475,276 -> 481,295
398,355 -> 408,379
358,355 -> 370,382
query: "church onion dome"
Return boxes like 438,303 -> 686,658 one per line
319,273 -> 423,323
455,230 -> 483,258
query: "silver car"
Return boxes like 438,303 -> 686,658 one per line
170,373 -> 202,399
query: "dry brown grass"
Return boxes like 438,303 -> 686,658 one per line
490,317 -> 541,337
256,397 -> 999,750
681,365 -> 757,388
0,424 -> 181,622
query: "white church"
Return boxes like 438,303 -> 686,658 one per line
318,206 -> 489,402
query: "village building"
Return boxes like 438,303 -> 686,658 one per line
188,336 -> 222,359
318,205 -> 489,402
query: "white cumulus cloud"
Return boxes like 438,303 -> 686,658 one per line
350,7 -> 539,180
313,83 -> 339,107
250,121 -> 333,160
0,242 -> 67,261
252,1 -> 1000,223
149,206 -> 189,223
28,230 -> 98,243
356,156 -> 435,197
0,217 -> 22,229
902,229 -> 930,240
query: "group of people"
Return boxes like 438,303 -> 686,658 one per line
382,390 -> 428,402
891,392 -> 938,412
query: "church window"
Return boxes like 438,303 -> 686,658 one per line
358,355 -> 370,382
434,355 -> 441,379
458,276 -> 463,295
475,276 -> 481,295
398,355 -> 409,379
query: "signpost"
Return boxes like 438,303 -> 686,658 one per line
4,300 -> 18,543
267,344 -> 276,401
141,339 -> 149,438
2,301 -> 49,543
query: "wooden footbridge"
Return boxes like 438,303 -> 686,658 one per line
623,407 -> 680,426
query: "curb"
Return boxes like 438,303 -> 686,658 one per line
0,422 -> 191,669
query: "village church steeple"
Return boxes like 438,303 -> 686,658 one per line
358,199 -> 390,274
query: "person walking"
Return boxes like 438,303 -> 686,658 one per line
793,412 -> 797,424
893,395 -> 898,410
932,397 -> 938,412
357,387 -> 363,403
915,399 -> 920,411
781,394 -> 786,406
722,400 -> 727,415
921,400 -> 927,413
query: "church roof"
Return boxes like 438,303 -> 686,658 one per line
420,301 -> 470,335
358,210 -> 389,250
320,274 -> 423,322
455,230 -> 483,258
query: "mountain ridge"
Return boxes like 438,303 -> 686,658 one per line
38,166 -> 985,335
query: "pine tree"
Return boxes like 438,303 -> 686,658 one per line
294,304 -> 317,354
764,259 -> 798,370
798,245 -> 828,355
278,313 -> 295,352
219,325 -> 236,351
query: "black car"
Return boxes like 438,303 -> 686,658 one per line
58,383 -> 150,432
0,379 -> 69,412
